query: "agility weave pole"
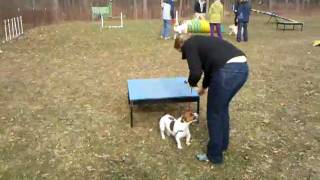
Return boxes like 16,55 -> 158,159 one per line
3,16 -> 24,42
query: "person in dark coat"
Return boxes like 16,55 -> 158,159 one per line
236,0 -> 251,42
174,34 -> 249,164
194,0 -> 207,19
232,0 -> 240,26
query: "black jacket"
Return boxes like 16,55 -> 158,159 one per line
194,1 -> 207,13
181,36 -> 245,88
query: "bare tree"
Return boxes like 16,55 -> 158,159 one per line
269,0 -> 274,11
302,0 -> 310,10
52,0 -> 59,21
296,0 -> 300,12
179,0 -> 183,17
206,0 -> 210,16
133,0 -> 138,19
143,0 -> 148,19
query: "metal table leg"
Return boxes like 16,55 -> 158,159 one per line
197,99 -> 200,124
130,102 -> 133,127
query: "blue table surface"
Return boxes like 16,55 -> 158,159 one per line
127,77 -> 199,101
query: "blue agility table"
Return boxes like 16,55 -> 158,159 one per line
127,77 -> 200,127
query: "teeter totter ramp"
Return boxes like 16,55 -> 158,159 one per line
251,9 -> 304,31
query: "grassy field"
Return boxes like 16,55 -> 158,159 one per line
0,14 -> 319,179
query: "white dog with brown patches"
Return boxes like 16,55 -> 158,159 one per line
159,110 -> 199,149
228,24 -> 238,36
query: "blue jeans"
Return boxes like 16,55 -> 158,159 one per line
237,22 -> 248,42
162,20 -> 171,38
206,62 -> 249,164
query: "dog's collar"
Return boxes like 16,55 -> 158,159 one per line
175,130 -> 184,136
170,121 -> 185,136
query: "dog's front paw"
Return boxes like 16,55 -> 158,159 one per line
186,142 -> 191,146
178,146 -> 183,149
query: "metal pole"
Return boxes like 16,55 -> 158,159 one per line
20,16 -> 23,34
101,13 -> 104,28
13,17 -> 18,38
17,16 -> 21,36
11,18 -> 14,38
120,12 -> 123,28
4,20 -> 8,41
8,19 -> 12,40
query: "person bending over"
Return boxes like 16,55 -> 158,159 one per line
174,34 -> 249,164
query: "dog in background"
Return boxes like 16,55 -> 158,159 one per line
228,24 -> 238,36
159,110 -> 198,149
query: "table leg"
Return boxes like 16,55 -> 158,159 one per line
128,93 -> 134,128
197,99 -> 200,124
130,102 -> 133,128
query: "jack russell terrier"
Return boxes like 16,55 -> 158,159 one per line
159,110 -> 199,149
228,24 -> 238,36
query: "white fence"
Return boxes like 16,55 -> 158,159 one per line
3,16 -> 24,42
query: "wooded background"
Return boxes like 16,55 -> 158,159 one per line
0,0 -> 319,25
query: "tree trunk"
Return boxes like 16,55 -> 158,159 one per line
32,0 -> 36,9
269,0 -> 273,11
296,0 -> 300,13
143,0 -> 148,19
206,0 -> 210,16
52,0 -> 59,22
179,0 -> 183,17
133,0 -> 138,19
285,0 -> 289,9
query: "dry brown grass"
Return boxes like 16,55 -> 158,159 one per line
0,15 -> 319,179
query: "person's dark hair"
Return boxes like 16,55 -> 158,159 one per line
174,34 -> 191,51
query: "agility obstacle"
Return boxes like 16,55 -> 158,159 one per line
127,77 -> 199,127
100,12 -> 124,29
251,9 -> 303,31
91,1 -> 124,29
173,11 -> 224,35
3,16 -> 24,42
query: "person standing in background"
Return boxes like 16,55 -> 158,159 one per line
208,0 -> 224,39
236,0 -> 251,42
161,0 -> 173,40
232,0 -> 240,26
194,0 -> 207,19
